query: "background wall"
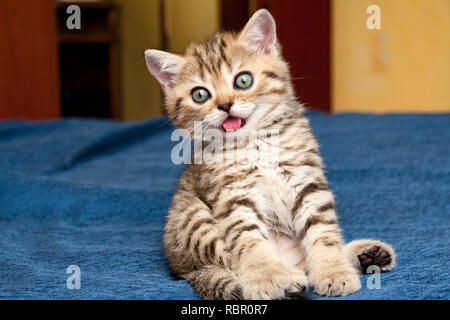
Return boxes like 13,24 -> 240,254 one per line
164,0 -> 219,53
114,0 -> 162,120
1,0 -> 448,121
332,0 -> 450,113
115,0 -> 219,120
118,0 -> 450,118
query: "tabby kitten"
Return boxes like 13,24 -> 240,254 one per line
144,9 -> 395,299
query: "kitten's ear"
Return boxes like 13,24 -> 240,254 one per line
144,49 -> 185,88
239,9 -> 277,54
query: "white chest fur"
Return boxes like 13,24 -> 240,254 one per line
253,159 -> 297,229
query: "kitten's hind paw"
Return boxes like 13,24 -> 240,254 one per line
345,239 -> 396,274
358,245 -> 392,274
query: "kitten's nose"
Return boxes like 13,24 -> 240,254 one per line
218,102 -> 233,113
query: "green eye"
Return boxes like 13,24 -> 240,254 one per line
191,87 -> 211,104
234,72 -> 253,89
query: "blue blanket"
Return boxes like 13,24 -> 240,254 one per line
0,112 -> 448,300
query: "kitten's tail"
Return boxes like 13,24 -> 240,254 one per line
184,265 -> 243,300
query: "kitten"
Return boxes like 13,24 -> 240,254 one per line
144,9 -> 395,299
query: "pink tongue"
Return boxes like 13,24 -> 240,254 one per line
222,116 -> 242,131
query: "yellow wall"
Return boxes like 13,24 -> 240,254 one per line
164,0 -> 220,53
332,0 -> 450,113
115,0 -> 219,120
114,0 -> 162,120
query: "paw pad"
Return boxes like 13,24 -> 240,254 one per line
358,245 -> 391,274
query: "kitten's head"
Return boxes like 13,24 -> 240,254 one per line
144,9 -> 298,134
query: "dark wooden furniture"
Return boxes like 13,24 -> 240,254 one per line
57,1 -> 120,119
220,0 -> 250,32
257,0 -> 331,112
0,0 -> 60,120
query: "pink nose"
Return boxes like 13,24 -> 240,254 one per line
218,102 -> 233,113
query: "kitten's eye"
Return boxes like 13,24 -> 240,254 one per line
234,72 -> 253,90
191,87 -> 211,104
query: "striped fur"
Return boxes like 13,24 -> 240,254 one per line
145,9 -> 395,299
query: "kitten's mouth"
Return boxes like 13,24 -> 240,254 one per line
222,116 -> 246,131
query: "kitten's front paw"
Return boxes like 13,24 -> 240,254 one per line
287,268 -> 309,293
284,268 -> 309,300
311,266 -> 361,297
241,263 -> 306,300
